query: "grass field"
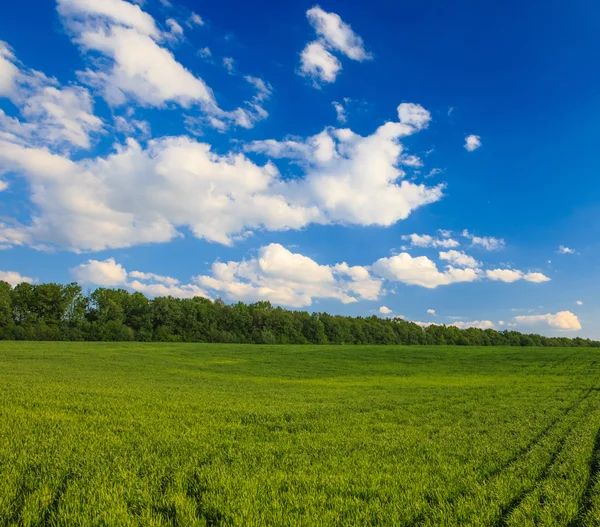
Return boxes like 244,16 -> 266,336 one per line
1,343 -> 600,526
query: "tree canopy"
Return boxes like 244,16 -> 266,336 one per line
0,281 -> 596,347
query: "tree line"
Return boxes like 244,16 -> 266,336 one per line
0,281 -> 597,347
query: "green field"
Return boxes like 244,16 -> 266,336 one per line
1,343 -> 600,526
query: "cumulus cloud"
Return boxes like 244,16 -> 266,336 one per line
197,243 -> 382,308
57,0 -> 267,131
379,306 -> 392,315
439,250 -> 480,268
427,309 -> 436,315
128,270 -> 179,287
299,6 -> 370,85
71,257 -> 209,298
558,245 -> 575,254
513,311 -> 582,331
0,270 -> 35,286
68,246 -> 385,305
450,320 -> 495,330
577,300 -> 583,305
402,233 -> 460,249
247,107 -> 444,228
300,41 -> 342,85
0,181 -> 8,192
372,253 -> 481,289
397,103 -> 431,131
486,269 -> 551,283
71,257 -> 128,286
523,272 -> 551,283
306,6 -> 371,61
464,134 -> 481,152
128,279 -> 207,299
462,230 -> 505,251
0,41 -> 103,150
0,42 -> 19,97
0,100 -> 445,251
485,269 -> 523,283
0,136 -> 320,250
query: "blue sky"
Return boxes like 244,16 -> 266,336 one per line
0,0 -> 598,336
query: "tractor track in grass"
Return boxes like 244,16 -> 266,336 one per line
494,429 -> 571,526
494,380 -> 600,526
411,382 -> 597,527
567,422 -> 600,527
484,382 -> 596,482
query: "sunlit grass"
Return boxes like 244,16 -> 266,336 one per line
1,342 -> 599,526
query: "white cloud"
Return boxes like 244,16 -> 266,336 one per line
0,222 -> 29,249
397,103 -> 431,131
128,279 -> 207,299
58,0 -> 161,37
523,272 -> 551,283
558,245 -> 575,254
427,309 -> 436,315
71,257 -> 209,298
0,181 -> 8,192
462,229 -> 505,251
0,101 -> 444,251
451,320 -> 495,330
498,320 -> 505,326
165,18 -> 184,41
299,41 -> 342,85
299,6 -> 370,85
425,168 -> 444,178
75,25 -> 214,107
485,269 -> 523,283
0,270 -> 35,286
222,57 -> 235,74
197,47 -> 211,59
400,155 -> 423,168
128,270 -> 179,287
0,41 -> 103,150
439,250 -> 480,268
576,300 -> 583,305
247,110 -> 444,229
486,269 -> 551,283
464,134 -> 481,152
197,243 -> 381,308
187,12 -> 204,27
333,101 -> 347,123
305,6 -> 371,61
514,311 -> 581,331
57,0 -> 265,131
372,253 -> 481,289
21,86 -> 104,149
0,42 -> 20,98
0,136 -> 318,250
379,306 -> 392,315
71,257 -> 128,286
412,321 -> 433,328
402,233 -> 460,249
114,115 -> 151,138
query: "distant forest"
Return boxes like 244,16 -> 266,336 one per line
0,281 -> 597,347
